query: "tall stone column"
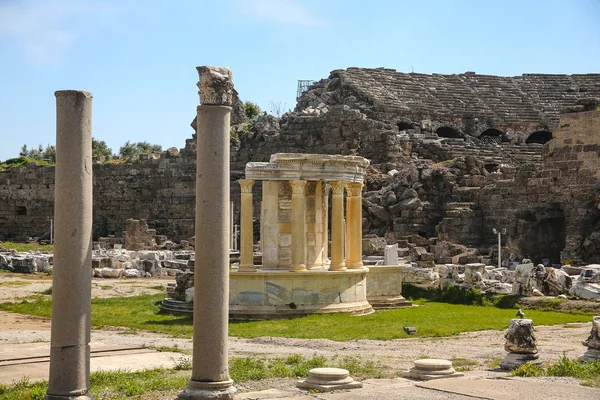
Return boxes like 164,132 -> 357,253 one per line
323,183 -> 330,266
46,91 -> 93,400
179,66 -> 235,400
329,181 -> 346,271
290,180 -> 307,272
238,179 -> 255,272
346,182 -> 364,269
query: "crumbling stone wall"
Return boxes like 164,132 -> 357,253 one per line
1,68 -> 600,268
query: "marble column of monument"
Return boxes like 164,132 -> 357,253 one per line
346,182 -> 364,269
323,183 -> 330,266
290,180 -> 308,272
310,180 -> 324,269
238,179 -> 255,272
329,181 -> 346,271
178,66 -> 236,400
46,91 -> 93,400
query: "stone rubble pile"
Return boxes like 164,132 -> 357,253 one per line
0,250 -> 52,274
0,248 -> 195,278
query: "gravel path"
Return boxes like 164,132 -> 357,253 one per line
0,275 -> 594,375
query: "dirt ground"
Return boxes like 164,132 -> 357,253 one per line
0,273 -> 169,303
0,273 -> 594,378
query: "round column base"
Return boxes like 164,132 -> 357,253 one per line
238,265 -> 256,272
346,261 -> 364,269
178,379 -> 236,400
46,392 -> 93,400
329,262 -> 346,271
289,264 -> 307,272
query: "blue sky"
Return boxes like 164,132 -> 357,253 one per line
0,0 -> 599,161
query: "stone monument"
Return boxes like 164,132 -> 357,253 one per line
500,318 -> 542,370
580,316 -> 600,362
178,66 -> 236,399
46,91 -> 93,400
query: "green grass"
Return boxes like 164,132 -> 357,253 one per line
512,355 -> 600,387
450,357 -> 480,372
0,369 -> 187,400
0,241 -> 54,253
0,280 -> 30,287
0,354 -> 384,399
0,294 -> 593,341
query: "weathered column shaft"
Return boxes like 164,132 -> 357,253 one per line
346,182 -> 364,269
238,179 -> 255,272
46,90 -> 93,400
179,65 -> 236,400
329,181 -> 346,271
323,184 -> 330,265
191,105 -> 231,381
290,180 -> 307,272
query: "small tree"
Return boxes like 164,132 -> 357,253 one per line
244,101 -> 261,120
92,138 -> 113,158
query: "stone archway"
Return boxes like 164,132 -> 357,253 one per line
479,128 -> 504,144
526,130 -> 552,144
436,126 -> 463,139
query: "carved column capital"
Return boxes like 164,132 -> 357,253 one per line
345,182 -> 363,197
238,179 -> 254,193
290,180 -> 307,195
330,181 -> 345,195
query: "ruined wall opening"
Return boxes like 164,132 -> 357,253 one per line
397,122 -> 415,132
480,128 -> 503,137
16,206 -> 27,216
436,127 -> 463,139
525,130 -> 552,144
515,204 -> 566,264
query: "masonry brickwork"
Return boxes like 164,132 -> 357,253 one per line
1,68 -> 599,265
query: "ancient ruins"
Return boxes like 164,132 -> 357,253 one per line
2,69 -> 600,266
2,69 -> 600,306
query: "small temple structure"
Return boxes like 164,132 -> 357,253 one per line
229,153 -> 374,319
162,153 -> 408,319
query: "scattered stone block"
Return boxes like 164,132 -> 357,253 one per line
500,318 -> 542,370
297,368 -> 362,391
580,316 -> 600,362
11,257 -> 36,274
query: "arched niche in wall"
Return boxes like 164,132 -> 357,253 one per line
479,128 -> 504,144
436,126 -> 463,139
397,122 -> 415,132
525,130 -> 553,144
480,128 -> 503,137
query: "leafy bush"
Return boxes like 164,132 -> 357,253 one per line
402,284 -> 522,308
92,138 -> 113,158
119,141 -> 162,159
244,101 -> 261,120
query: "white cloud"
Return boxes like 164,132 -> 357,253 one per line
0,0 -> 128,66
231,0 -> 324,27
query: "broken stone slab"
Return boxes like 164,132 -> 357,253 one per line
402,359 -> 464,380
545,268 -> 572,295
95,268 -> 124,278
569,281 -> 600,300
11,256 -> 37,274
297,368 -> 362,391
500,352 -> 542,370
123,268 -> 141,278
